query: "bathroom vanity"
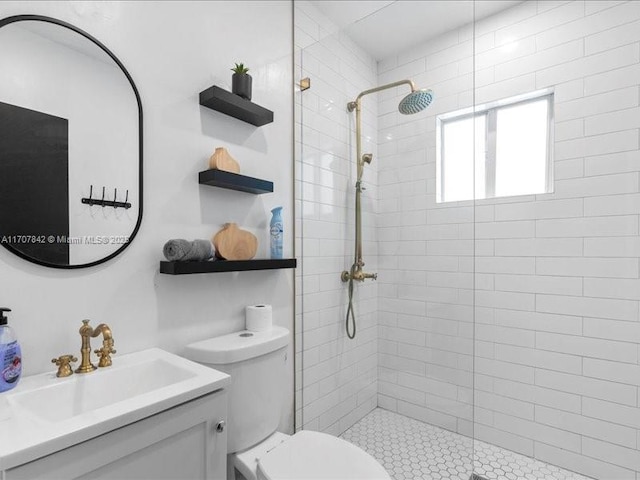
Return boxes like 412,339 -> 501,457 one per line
0,349 -> 229,479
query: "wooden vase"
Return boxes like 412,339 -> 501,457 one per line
213,223 -> 257,260
209,147 -> 240,174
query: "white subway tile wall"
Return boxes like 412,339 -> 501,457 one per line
376,1 -> 640,478
297,0 -> 640,478
294,1 -> 379,436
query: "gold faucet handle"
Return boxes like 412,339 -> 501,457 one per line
94,340 -> 116,368
51,354 -> 78,378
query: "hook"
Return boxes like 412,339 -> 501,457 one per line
81,185 -> 132,210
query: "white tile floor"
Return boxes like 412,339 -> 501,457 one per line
340,408 -> 592,480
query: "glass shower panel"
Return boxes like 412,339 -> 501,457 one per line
473,1 -> 640,479
295,0 -> 476,478
296,1 -> 640,479
294,0 -> 380,439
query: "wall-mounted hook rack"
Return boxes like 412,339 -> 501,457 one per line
81,185 -> 132,209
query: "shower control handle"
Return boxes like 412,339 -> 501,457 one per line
362,153 -> 373,164
341,269 -> 378,282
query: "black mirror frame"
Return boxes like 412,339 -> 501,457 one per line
0,14 -> 143,269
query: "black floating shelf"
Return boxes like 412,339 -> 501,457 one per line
160,258 -> 296,275
199,85 -> 274,127
199,169 -> 273,194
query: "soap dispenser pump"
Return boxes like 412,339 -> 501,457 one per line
0,308 -> 22,392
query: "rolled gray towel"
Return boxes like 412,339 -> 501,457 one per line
163,239 -> 214,261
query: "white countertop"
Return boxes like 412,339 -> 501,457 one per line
0,348 -> 229,471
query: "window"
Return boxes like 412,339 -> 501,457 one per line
436,90 -> 553,203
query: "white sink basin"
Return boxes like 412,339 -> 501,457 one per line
12,357 -> 197,422
0,348 -> 229,471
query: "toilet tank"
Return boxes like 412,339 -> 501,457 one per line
184,327 -> 290,454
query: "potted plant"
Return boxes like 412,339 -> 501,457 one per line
231,62 -> 252,101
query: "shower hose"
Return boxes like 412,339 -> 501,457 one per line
345,265 -> 356,339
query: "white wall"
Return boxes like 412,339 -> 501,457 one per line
377,1 -> 640,478
0,1 -> 294,431
294,1 -> 379,436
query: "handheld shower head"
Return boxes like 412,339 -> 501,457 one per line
399,89 -> 434,115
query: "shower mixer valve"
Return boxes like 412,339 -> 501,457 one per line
341,267 -> 378,282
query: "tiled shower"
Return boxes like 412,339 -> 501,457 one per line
295,1 -> 640,479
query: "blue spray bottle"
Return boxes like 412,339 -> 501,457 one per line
270,206 -> 283,259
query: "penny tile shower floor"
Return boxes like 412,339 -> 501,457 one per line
340,409 -> 591,480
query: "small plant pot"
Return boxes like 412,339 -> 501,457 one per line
232,73 -> 252,101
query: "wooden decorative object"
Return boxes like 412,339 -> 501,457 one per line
208,147 -> 240,174
213,223 -> 257,260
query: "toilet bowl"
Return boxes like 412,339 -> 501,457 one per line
184,327 -> 390,480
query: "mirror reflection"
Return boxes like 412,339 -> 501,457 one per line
0,17 -> 141,268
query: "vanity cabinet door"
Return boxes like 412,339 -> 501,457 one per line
4,391 -> 227,480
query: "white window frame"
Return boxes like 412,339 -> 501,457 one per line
436,88 -> 554,203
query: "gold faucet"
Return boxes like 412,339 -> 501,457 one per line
76,320 -> 115,374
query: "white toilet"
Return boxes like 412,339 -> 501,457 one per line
184,326 -> 390,480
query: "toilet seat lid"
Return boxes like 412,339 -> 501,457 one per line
257,431 -> 390,480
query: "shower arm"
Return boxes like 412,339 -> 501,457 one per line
348,79 -> 417,111
342,79 -> 416,283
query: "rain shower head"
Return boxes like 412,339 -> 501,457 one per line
399,88 -> 434,115
347,79 -> 433,113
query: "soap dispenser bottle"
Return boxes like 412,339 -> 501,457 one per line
0,308 -> 21,392
270,206 -> 283,259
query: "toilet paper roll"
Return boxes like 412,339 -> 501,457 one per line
246,304 -> 272,332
